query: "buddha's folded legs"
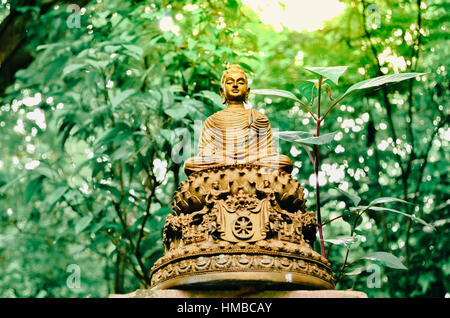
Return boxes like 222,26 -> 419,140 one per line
184,154 -> 293,175
247,154 -> 293,173
184,156 -> 224,176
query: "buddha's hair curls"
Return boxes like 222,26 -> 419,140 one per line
221,64 -> 247,87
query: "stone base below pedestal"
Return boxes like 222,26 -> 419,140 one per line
109,288 -> 367,298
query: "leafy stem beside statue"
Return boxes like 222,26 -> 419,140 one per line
253,66 -> 434,285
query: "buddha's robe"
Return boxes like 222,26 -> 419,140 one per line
184,108 -> 293,175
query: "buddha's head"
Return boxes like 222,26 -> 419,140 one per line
220,65 -> 250,105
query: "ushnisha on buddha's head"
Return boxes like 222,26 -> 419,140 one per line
219,65 -> 250,106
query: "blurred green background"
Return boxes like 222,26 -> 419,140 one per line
0,0 -> 448,298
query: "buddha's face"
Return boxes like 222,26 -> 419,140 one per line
220,70 -> 249,103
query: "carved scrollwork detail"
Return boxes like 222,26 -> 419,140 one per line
150,253 -> 334,288
195,257 -> 210,270
213,254 -> 232,269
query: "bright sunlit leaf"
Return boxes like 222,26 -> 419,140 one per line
304,66 -> 348,85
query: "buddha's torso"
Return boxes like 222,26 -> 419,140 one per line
184,107 -> 293,175
199,108 -> 274,158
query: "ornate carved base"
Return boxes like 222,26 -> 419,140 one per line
151,242 -> 334,290
150,165 -> 334,290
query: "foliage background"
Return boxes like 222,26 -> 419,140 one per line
0,0 -> 448,297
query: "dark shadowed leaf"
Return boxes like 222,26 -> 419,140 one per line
24,175 -> 45,204
155,207 -> 173,216
342,210 -> 363,227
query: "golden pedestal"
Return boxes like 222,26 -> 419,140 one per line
150,164 -> 334,290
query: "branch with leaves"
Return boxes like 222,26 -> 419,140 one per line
254,66 -> 424,259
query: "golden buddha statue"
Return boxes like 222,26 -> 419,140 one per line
150,65 -> 335,291
184,64 -> 293,175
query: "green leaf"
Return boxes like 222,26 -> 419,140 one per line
342,72 -> 425,98
342,210 -> 363,227
273,130 -> 314,142
111,145 -> 133,161
195,90 -> 223,107
35,166 -> 57,180
335,188 -> 361,207
46,186 -> 69,207
304,66 -> 348,85
354,206 -> 433,228
353,229 -> 366,236
164,105 -> 189,120
110,89 -> 136,108
294,132 -> 337,146
141,242 -> 164,261
418,272 -> 436,293
154,207 -> 172,216
24,176 -> 45,204
252,89 -> 301,103
98,184 -> 122,201
85,59 -> 109,70
16,6 -> 40,14
273,130 -> 336,146
104,45 -> 121,53
362,251 -> 407,270
226,0 -> 239,9
296,80 -> 316,101
345,266 -> 365,276
75,214 -> 93,234
92,160 -> 107,178
63,64 -> 85,77
122,44 -> 144,57
368,197 -> 414,207
94,127 -> 119,147
182,98 -> 205,116
0,174 -> 26,194
324,236 -> 358,248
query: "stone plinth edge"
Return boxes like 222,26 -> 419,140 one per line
109,289 -> 368,298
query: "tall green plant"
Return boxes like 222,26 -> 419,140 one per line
253,67 -> 433,284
